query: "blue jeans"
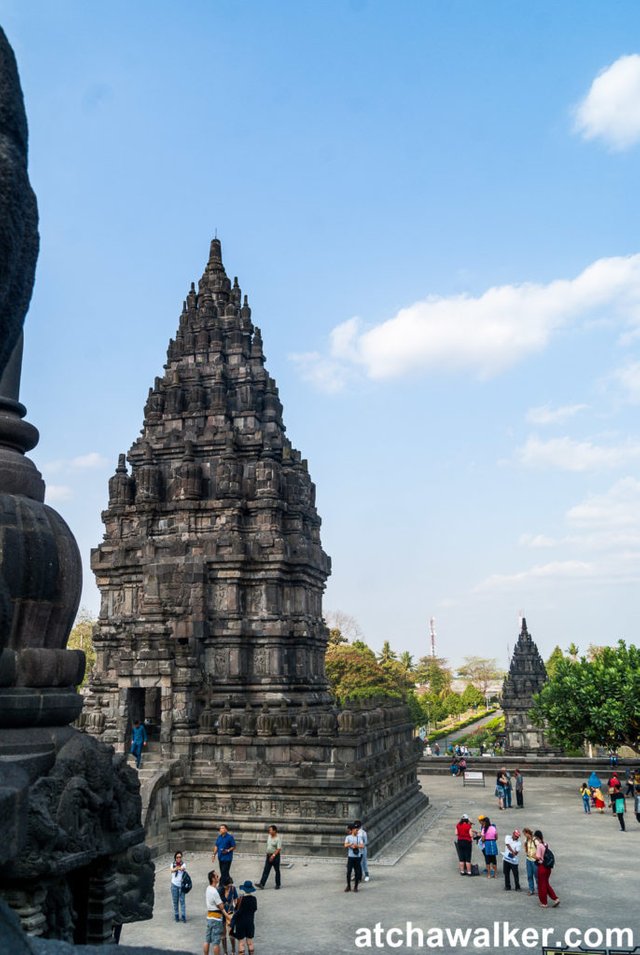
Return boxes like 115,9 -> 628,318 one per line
526,858 -> 538,894
504,787 -> 512,808
361,846 -> 369,877
171,883 -> 186,920
583,794 -> 591,813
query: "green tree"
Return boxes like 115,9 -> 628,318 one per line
67,608 -> 96,686
460,683 -> 484,709
442,691 -> 464,717
566,642 -> 580,661
325,642 -> 403,703
530,640 -> 640,752
457,656 -> 503,697
414,656 -> 452,695
545,645 -> 564,679
399,651 -> 414,673
377,640 -> 397,665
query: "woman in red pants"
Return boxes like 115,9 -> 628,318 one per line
533,830 -> 559,908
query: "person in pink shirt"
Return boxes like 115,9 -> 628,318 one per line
533,830 -> 559,908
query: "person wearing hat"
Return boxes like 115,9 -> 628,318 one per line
231,881 -> 258,955
502,828 -> 522,891
455,814 -> 474,875
344,823 -> 364,892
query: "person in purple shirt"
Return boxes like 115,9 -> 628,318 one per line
212,824 -> 236,882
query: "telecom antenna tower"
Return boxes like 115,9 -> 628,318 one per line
429,617 -> 437,658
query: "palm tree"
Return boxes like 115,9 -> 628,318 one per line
399,651 -> 414,672
377,641 -> 397,665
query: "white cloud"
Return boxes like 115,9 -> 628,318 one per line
611,360 -> 640,403
515,435 -> 640,471
475,560 -> 596,592
71,452 -> 108,469
575,54 -> 640,150
46,484 -> 73,503
518,533 -> 557,548
566,477 -> 640,527
294,254 -> 640,386
289,351 -> 348,394
526,403 -> 588,425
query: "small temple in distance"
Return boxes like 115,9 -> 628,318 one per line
83,238 -> 427,855
502,617 -> 552,754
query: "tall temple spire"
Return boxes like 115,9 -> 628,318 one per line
86,238 -> 426,857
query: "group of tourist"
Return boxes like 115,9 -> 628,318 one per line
454,814 -> 559,908
494,767 -> 524,809
580,768 -> 640,830
169,823 -> 283,955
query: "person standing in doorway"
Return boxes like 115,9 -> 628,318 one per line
212,825 -> 236,883
256,825 -> 282,890
130,719 -> 147,769
354,820 -> 369,882
344,823 -> 364,892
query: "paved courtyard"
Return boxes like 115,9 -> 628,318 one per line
120,773 -> 640,954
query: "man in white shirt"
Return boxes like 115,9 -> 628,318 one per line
204,870 -> 230,955
502,829 -> 522,892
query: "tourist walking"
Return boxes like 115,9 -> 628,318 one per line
170,851 -> 187,923
344,823 -> 364,892
220,876 -> 239,955
256,825 -> 282,890
533,830 -> 559,908
130,719 -> 147,769
522,828 -> 538,896
354,819 -> 370,881
232,881 -> 258,955
212,824 -> 236,883
579,783 -> 592,813
204,870 -> 231,955
593,786 -> 606,813
455,814 -> 474,876
612,787 -> 626,830
502,828 -> 521,891
514,769 -> 524,808
481,817 -> 498,879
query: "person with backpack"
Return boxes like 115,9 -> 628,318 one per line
533,830 -> 559,908
170,851 -> 188,923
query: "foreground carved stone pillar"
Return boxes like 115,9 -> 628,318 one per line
0,26 -> 153,942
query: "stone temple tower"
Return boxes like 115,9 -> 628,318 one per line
502,617 -> 551,754
84,239 -> 427,855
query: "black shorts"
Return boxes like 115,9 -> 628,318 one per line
485,854 -> 497,864
456,840 -> 472,863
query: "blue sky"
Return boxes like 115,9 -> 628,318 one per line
4,0 -> 640,668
